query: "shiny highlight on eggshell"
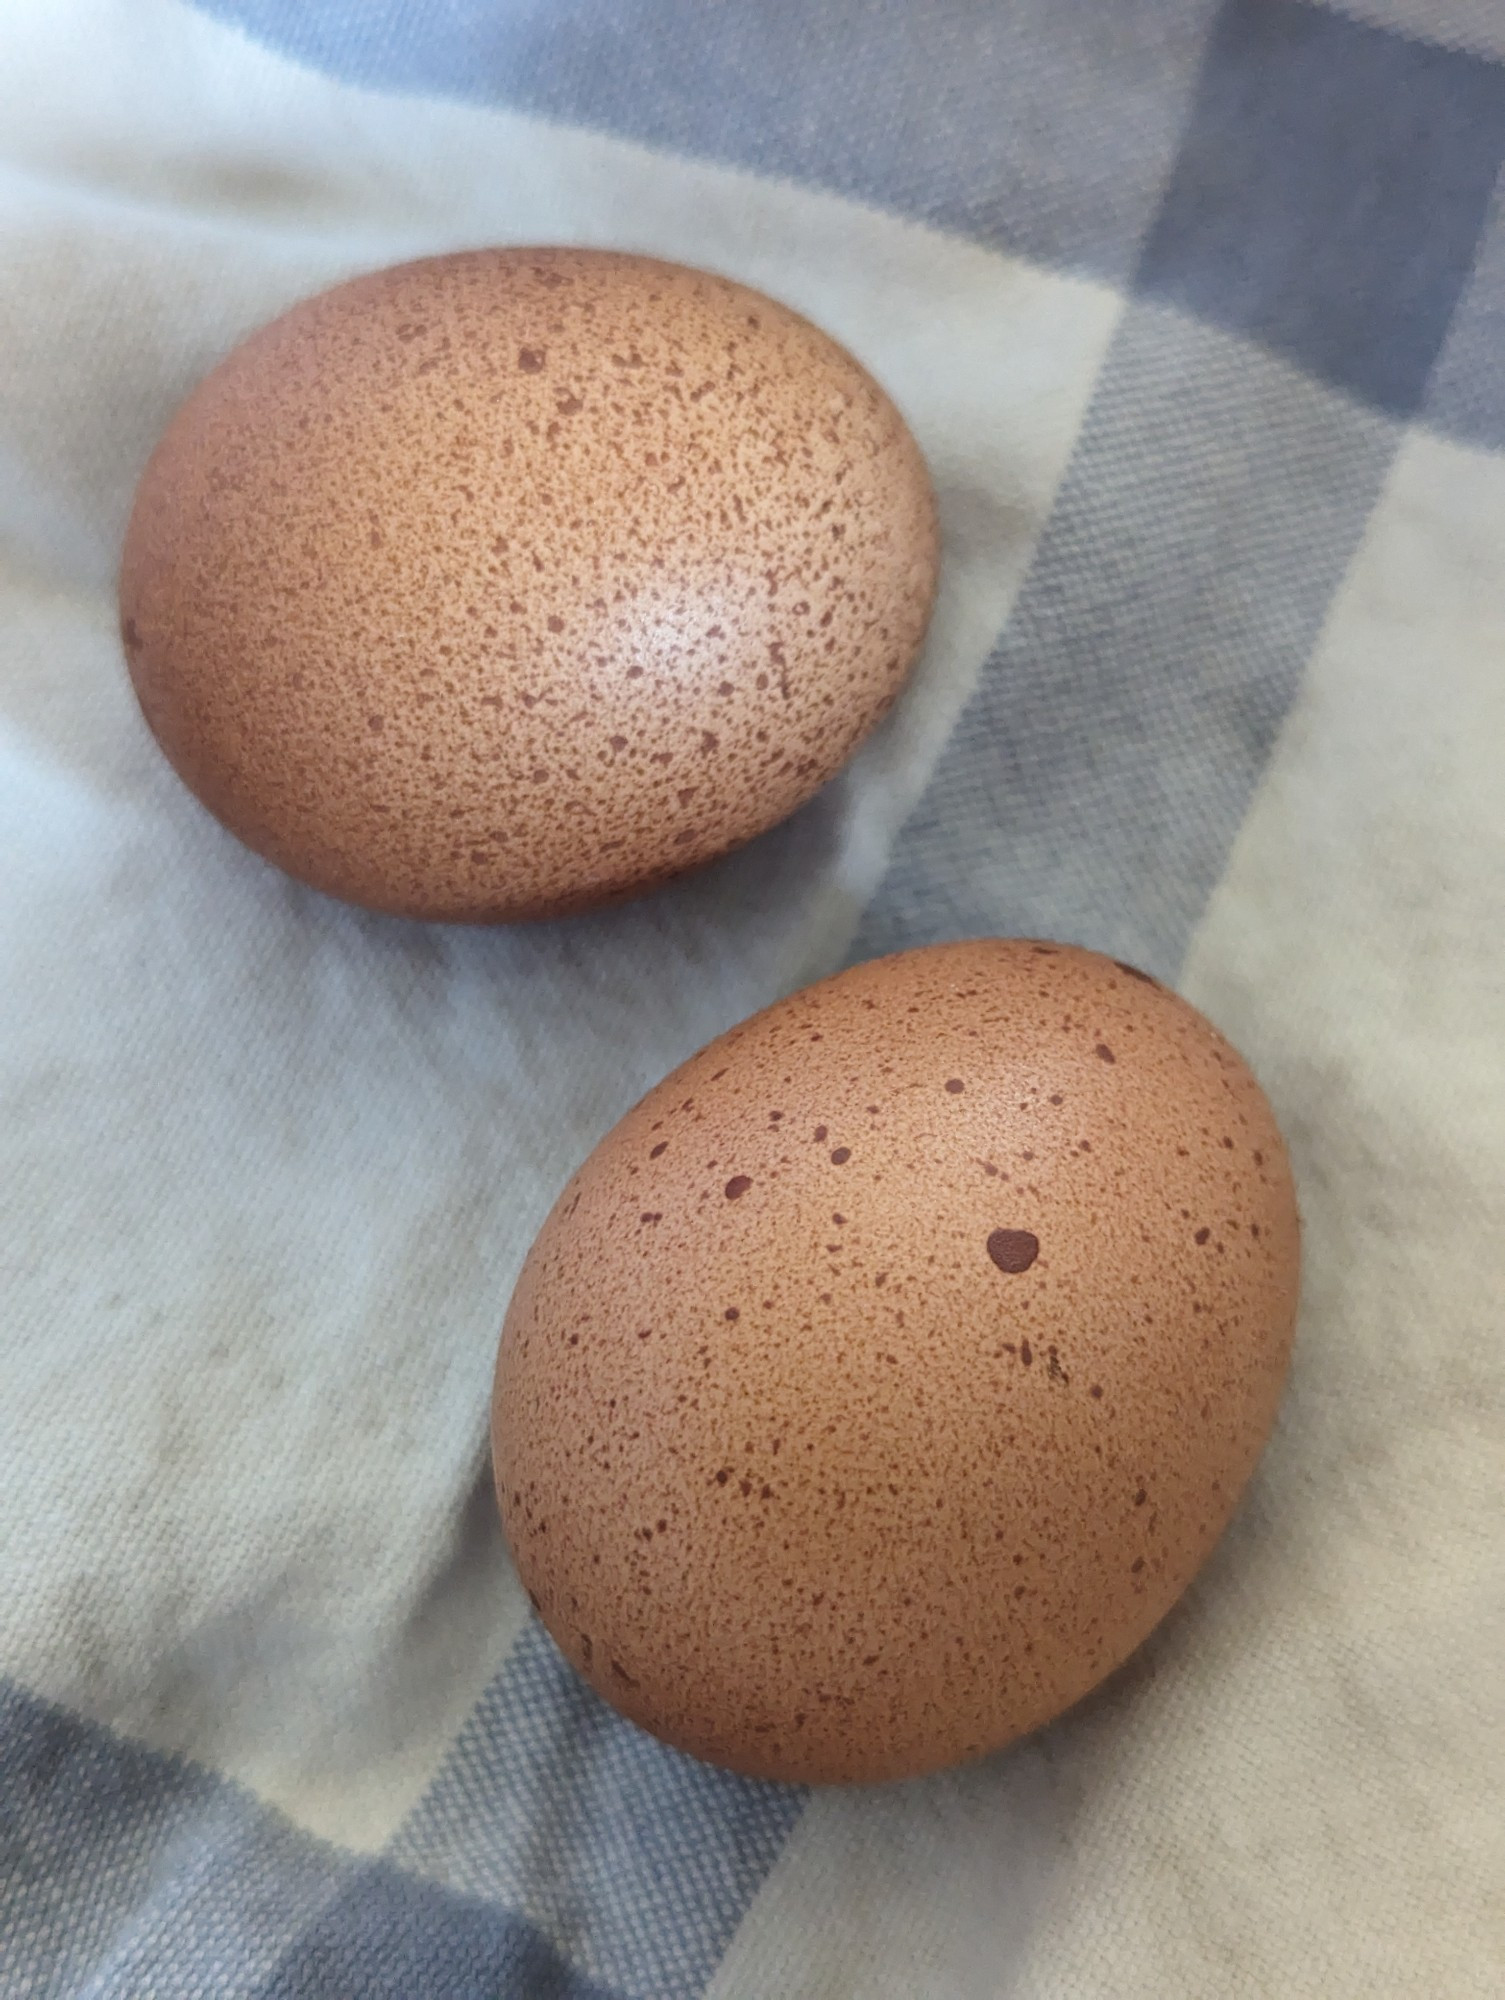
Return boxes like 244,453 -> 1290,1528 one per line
492,939 -> 1301,1784
118,247 -> 939,920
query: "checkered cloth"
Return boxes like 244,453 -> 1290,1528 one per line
4,1 -> 1502,1993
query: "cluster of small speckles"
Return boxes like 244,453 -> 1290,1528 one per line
491,938 -> 1300,1784
119,246 -> 940,921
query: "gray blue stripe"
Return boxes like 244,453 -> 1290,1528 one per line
255,1862 -> 622,2000
853,306 -> 1398,976
195,0 -> 1217,281
1137,0 -> 1505,418
197,0 -> 1505,444
0,1679 -> 627,2000
1426,192 -> 1505,450
392,1622 -> 806,2000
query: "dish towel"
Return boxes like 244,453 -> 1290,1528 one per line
3,2 -> 1502,1994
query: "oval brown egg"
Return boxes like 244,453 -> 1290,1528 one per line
117,248 -> 938,921
492,939 -> 1300,1784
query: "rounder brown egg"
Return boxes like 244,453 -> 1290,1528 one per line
117,248 -> 938,921
492,939 -> 1300,1784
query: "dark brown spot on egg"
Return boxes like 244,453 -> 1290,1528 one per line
724,1176 -> 753,1201
987,1229 -> 1040,1274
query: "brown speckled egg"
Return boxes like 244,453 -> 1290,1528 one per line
118,248 -> 938,920
492,939 -> 1300,1784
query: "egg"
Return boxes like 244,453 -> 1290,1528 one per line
118,248 -> 938,921
492,939 -> 1300,1784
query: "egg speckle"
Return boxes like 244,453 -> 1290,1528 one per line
118,247 -> 938,920
491,939 -> 1301,1784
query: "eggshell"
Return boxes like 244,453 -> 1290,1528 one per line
492,940 -> 1300,1784
118,248 -> 938,920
